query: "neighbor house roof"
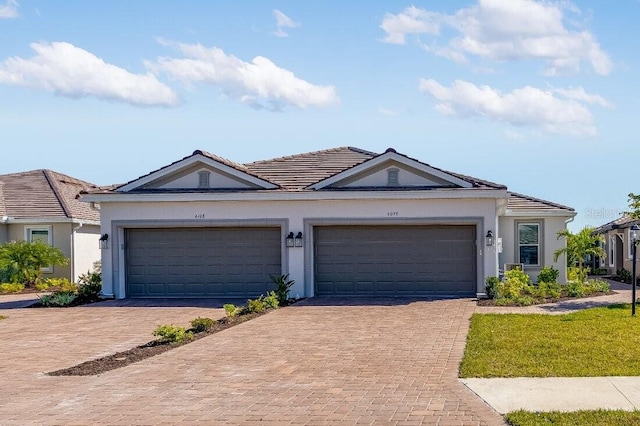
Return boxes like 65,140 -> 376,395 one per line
0,169 -> 100,222
593,215 -> 638,234
507,192 -> 575,213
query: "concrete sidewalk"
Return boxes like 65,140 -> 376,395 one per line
462,377 -> 640,414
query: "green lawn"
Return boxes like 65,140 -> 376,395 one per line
505,409 -> 640,425
460,304 -> 640,377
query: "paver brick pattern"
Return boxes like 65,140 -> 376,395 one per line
0,297 -> 504,425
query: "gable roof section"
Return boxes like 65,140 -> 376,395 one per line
117,150 -> 279,192
246,146 -> 376,191
307,148 -> 504,190
506,192 -> 575,216
0,169 -> 100,222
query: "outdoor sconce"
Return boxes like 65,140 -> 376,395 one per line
294,232 -> 303,247
286,232 -> 295,247
485,230 -> 494,247
99,233 -> 109,250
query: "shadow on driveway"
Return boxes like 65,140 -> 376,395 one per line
293,295 -> 476,307
87,298 -> 247,308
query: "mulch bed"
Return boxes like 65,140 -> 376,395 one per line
47,300 -> 304,376
476,290 -> 616,306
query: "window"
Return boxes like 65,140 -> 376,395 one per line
387,168 -> 399,186
517,223 -> 540,266
198,171 -> 210,188
25,226 -> 53,273
609,236 -> 615,267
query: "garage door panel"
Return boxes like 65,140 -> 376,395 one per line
126,227 -> 281,298
314,225 -> 476,296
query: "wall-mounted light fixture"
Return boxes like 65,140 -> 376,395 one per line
99,233 -> 109,249
286,232 -> 295,247
294,232 -> 303,247
485,230 -> 494,247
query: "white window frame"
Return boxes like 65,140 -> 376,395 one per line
609,235 -> 615,268
24,225 -> 53,273
517,222 -> 541,266
629,229 -> 634,260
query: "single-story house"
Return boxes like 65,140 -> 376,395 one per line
593,216 -> 639,274
81,147 -> 575,299
0,169 -> 101,282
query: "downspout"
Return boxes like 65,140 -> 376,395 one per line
70,221 -> 83,282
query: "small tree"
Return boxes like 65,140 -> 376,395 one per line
0,241 -> 68,287
627,193 -> 640,218
554,227 -> 605,282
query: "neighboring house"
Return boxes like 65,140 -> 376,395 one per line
81,147 -> 575,299
593,216 -> 639,274
0,169 -> 101,282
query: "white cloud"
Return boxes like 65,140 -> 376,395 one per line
381,0 -> 612,75
504,129 -> 525,141
378,107 -> 399,116
380,6 -> 441,44
272,9 -> 300,38
0,41 -> 180,106
552,86 -> 614,108
148,39 -> 338,110
0,0 -> 18,18
418,78 -> 609,136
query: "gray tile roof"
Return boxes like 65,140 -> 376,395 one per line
245,146 -> 376,190
507,192 -> 575,213
0,170 -> 100,221
593,215 -> 637,234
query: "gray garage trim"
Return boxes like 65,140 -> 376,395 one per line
304,218 -> 484,297
110,219 -> 287,299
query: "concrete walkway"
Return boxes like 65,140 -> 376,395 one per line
465,279 -> 640,414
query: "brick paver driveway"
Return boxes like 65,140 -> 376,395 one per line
0,297 -> 504,425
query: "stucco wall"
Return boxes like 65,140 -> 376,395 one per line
7,222 -> 73,280
0,224 -> 7,243
99,197 -> 501,298
498,216 -> 569,283
71,225 -> 101,282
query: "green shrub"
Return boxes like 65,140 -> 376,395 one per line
190,317 -> 215,333
0,282 -> 25,293
485,276 -> 500,299
593,268 -> 609,275
537,266 -> 559,284
38,291 -> 77,307
585,279 -> 611,294
153,324 -> 193,344
270,273 -> 295,304
223,303 -> 238,318
566,281 -> 585,298
246,296 -> 266,313
535,281 -> 562,299
0,240 -> 68,287
513,295 -> 535,306
263,291 -> 279,309
497,268 -> 530,299
41,278 -> 78,292
494,297 -> 515,306
616,268 -> 632,284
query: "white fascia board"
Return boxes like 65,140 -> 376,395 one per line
503,210 -> 577,218
81,188 -> 507,203
3,218 -> 100,225
308,152 -> 473,189
117,154 -> 278,192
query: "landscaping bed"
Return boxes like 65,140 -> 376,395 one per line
476,289 -> 615,306
48,311 -> 267,376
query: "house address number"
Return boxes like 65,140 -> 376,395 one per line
387,211 -> 399,216
195,214 -> 205,219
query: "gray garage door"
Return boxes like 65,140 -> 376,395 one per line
126,227 -> 281,298
314,225 -> 476,296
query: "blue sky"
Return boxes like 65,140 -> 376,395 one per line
1,0 -> 637,230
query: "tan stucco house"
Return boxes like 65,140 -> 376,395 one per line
82,147 -> 575,299
0,169 -> 101,282
593,216 -> 639,274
